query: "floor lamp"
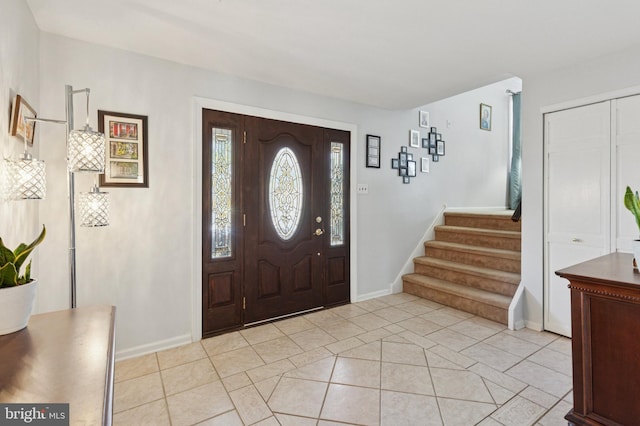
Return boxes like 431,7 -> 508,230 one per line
4,85 -> 109,308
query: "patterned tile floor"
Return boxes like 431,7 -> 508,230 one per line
113,293 -> 573,425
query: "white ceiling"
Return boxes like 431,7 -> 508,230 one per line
26,0 -> 640,109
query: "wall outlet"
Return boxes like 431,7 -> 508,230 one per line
356,184 -> 369,195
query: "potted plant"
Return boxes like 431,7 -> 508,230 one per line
624,186 -> 640,268
0,225 -> 46,335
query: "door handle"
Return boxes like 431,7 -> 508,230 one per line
313,228 -> 324,236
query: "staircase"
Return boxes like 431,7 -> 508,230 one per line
403,211 -> 521,324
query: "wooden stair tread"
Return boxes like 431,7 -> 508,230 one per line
414,257 -> 521,284
435,225 -> 521,240
425,240 -> 521,260
403,273 -> 511,309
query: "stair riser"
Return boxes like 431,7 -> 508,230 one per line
435,230 -> 521,251
425,246 -> 521,273
444,215 -> 521,232
414,263 -> 518,297
403,281 -> 508,324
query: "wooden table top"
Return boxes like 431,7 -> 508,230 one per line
0,305 -> 116,425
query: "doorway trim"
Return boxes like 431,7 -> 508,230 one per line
191,96 -> 359,341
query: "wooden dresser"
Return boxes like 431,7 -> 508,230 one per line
556,253 -> 640,426
0,305 -> 116,425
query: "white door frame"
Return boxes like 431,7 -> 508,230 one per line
191,97 -> 359,341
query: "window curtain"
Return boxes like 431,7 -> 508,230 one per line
509,93 -> 522,210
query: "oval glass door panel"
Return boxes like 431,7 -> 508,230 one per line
269,147 -> 303,240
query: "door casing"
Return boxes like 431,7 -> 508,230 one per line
192,97 -> 359,341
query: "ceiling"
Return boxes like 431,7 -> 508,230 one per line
26,0 -> 640,109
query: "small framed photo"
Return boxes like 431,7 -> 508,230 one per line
422,138 -> 429,149
429,139 -> 437,155
432,154 -> 440,162
399,152 -> 408,167
99,110 -> 149,187
480,103 -> 492,131
429,133 -> 437,143
421,157 -> 429,173
407,153 -> 413,160
391,158 -> 399,169
437,140 -> 446,156
409,130 -> 420,148
10,95 -> 37,146
399,167 -> 408,176
419,111 -> 429,128
430,127 -> 437,133
401,146 -> 407,153
436,133 -> 442,141
407,160 -> 416,177
403,176 -> 410,184
366,134 -> 381,168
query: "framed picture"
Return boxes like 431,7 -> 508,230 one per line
432,154 -> 440,162
409,129 -> 420,148
10,95 -> 37,146
399,152 -> 408,168
99,110 -> 149,187
403,176 -> 410,184
407,160 -> 416,177
401,146 -> 407,153
407,153 -> 413,160
436,133 -> 442,141
399,167 -> 408,176
437,140 -> 446,156
480,103 -> 492,131
419,111 -> 429,128
421,138 -> 429,149
430,127 -> 437,133
421,157 -> 429,173
429,138 -> 437,155
366,134 -> 381,168
391,158 -> 399,169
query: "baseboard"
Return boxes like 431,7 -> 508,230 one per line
523,320 -> 543,331
355,288 -> 391,302
116,333 -> 193,361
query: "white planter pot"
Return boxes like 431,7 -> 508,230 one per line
633,240 -> 640,269
0,280 -> 38,335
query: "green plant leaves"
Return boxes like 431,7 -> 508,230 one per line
624,186 -> 640,233
0,225 -> 46,288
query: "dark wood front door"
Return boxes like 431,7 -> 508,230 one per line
202,110 -> 350,337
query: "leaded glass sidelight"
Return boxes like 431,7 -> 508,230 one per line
211,128 -> 233,258
330,142 -> 345,246
269,147 -> 303,240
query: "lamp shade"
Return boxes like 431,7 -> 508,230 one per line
68,124 -> 105,173
4,154 -> 46,200
78,185 -> 109,227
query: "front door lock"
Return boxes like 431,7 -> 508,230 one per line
313,228 -> 324,236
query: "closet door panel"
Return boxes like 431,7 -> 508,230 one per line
544,101 -> 611,337
615,95 -> 640,251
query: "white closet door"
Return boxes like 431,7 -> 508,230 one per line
615,95 -> 640,251
544,101 -> 611,337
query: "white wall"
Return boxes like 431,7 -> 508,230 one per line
520,45 -> 640,329
0,0 -> 40,272
35,32 -> 516,356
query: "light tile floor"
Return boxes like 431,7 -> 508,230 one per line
113,293 -> 573,426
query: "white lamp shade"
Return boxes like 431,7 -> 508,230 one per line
5,155 -> 46,200
79,186 -> 109,227
68,124 -> 106,173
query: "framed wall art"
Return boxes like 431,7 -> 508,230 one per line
480,103 -> 492,131
10,94 -> 37,145
421,157 -> 429,173
366,134 -> 381,168
419,111 -> 430,128
409,129 -> 420,148
98,110 -> 149,187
